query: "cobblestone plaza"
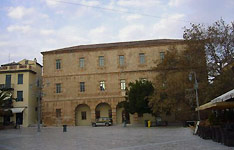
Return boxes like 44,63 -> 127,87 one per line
0,126 -> 233,150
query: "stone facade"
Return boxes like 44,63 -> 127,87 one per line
41,39 -> 186,126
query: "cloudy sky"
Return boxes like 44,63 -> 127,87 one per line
0,0 -> 233,65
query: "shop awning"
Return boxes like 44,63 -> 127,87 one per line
196,89 -> 234,111
11,108 -> 25,113
211,89 -> 234,103
196,101 -> 234,111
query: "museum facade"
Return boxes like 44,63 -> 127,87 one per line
41,39 -> 185,126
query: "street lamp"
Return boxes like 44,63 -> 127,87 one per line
189,72 -> 200,121
37,91 -> 42,132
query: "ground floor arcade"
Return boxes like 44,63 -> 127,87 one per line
42,97 -> 165,126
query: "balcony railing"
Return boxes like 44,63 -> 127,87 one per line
0,65 -> 33,72
0,84 -> 14,90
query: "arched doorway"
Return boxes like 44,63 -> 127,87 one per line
116,102 -> 130,124
95,103 -> 112,119
75,104 -> 91,126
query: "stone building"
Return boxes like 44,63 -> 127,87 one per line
0,59 -> 42,127
41,39 -> 186,126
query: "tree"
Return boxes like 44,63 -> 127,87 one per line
183,19 -> 234,100
149,46 -> 207,120
150,19 -> 233,121
0,90 -> 13,116
124,80 -> 154,115
0,90 -> 13,108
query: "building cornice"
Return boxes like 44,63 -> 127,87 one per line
42,69 -> 155,78
41,39 -> 184,55
0,69 -> 37,74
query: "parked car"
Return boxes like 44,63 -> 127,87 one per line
92,117 -> 113,127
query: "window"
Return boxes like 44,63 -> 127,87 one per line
56,109 -> 61,118
99,56 -> 104,67
5,75 -> 11,88
80,82 -> 85,92
79,58 -> 85,68
25,60 -> 28,65
56,83 -> 61,93
56,59 -> 61,69
120,79 -> 126,90
160,52 -> 165,61
96,111 -> 100,119
100,81 -> 105,91
139,53 -> 145,64
18,74 -> 23,84
17,91 -> 23,101
81,111 -> 86,120
119,55 -> 124,66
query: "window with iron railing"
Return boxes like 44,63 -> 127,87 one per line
100,81 -> 105,91
120,79 -> 126,90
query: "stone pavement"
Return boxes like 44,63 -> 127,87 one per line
0,126 -> 233,150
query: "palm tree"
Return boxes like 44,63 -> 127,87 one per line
0,90 -> 13,117
0,90 -> 13,108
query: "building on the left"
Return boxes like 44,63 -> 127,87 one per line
0,59 -> 42,127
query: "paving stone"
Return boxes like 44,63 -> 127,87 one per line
0,126 -> 233,150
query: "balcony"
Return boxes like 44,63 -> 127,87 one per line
0,64 -> 36,73
0,84 -> 14,91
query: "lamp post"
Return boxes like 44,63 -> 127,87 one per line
189,72 -> 200,121
37,91 -> 41,132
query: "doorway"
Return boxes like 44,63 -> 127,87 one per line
16,113 -> 23,125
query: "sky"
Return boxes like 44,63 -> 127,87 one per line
0,0 -> 233,65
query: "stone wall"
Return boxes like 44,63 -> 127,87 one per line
41,40 -> 186,126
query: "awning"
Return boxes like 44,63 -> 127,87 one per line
196,89 -> 234,111
196,101 -> 234,111
211,89 -> 234,103
11,108 -> 25,113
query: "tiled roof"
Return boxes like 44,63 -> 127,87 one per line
41,39 -> 184,55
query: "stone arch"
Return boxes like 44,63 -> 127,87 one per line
95,102 -> 112,119
75,104 -> 91,126
116,101 -> 130,124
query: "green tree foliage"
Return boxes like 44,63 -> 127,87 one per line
0,90 -> 12,108
0,90 -> 13,116
149,46 -> 207,120
150,19 -> 233,120
124,80 -> 154,115
183,19 -> 234,99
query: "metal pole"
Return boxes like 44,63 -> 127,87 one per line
194,72 -> 200,121
37,92 -> 41,132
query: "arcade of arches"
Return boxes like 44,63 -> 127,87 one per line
43,99 -> 158,126
74,101 -> 130,126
